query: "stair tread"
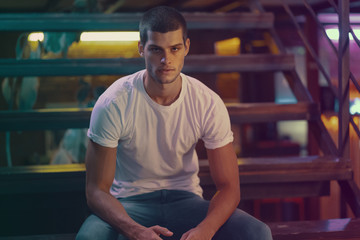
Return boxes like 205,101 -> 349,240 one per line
199,155 -> 348,171
0,156 -> 350,183
0,54 -> 295,77
0,12 -> 274,31
199,155 -> 352,184
227,102 -> 320,122
0,102 -> 318,131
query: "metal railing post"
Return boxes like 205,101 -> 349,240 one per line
338,0 -> 350,160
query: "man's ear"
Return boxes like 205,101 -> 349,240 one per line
184,38 -> 190,56
138,41 -> 144,57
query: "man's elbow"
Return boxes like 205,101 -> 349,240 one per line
85,185 -> 105,210
231,184 -> 241,206
218,182 -> 241,205
85,186 -> 96,210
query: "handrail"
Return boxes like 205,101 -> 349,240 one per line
282,2 -> 338,99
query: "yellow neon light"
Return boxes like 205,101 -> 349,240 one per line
28,31 -> 140,42
80,31 -> 140,42
28,32 -> 44,42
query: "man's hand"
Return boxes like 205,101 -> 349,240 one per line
180,225 -> 215,240
130,225 -> 173,240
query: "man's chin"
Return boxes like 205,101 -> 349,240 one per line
155,75 -> 179,85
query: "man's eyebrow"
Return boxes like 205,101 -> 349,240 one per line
147,43 -> 183,48
171,43 -> 184,48
147,44 -> 161,48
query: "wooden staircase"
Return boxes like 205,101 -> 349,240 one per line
0,0 -> 360,238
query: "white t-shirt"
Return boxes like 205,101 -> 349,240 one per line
88,70 -> 233,198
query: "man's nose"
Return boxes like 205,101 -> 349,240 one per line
161,52 -> 171,64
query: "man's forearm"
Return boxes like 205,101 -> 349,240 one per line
199,185 -> 240,236
87,189 -> 144,238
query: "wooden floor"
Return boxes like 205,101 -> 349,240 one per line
269,218 -> 360,240
0,218 -> 360,240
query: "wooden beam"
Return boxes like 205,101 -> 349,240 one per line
338,180 -> 360,217
0,54 -> 295,77
0,12 -> 274,31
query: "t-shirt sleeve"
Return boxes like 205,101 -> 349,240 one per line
87,99 -> 122,148
202,96 -> 234,149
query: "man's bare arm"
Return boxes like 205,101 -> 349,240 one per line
85,140 -> 173,240
181,142 -> 240,240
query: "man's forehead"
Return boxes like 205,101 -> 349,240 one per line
145,30 -> 184,46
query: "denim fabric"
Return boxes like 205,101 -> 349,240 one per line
76,190 -> 272,240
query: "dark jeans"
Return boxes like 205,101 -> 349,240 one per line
76,190 -> 272,240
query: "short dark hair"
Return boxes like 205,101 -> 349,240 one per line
139,6 -> 188,46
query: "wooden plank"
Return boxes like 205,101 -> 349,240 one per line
0,164 -> 86,195
0,58 -> 144,77
200,155 -> 338,172
200,155 -> 348,172
269,218 -> 360,240
185,54 -> 294,73
0,102 -> 316,132
0,54 -> 294,77
199,155 -> 352,199
0,108 -> 92,131
227,102 -> 320,123
0,12 -> 273,31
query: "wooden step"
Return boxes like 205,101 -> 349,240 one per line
227,102 -> 319,123
199,155 -> 353,200
0,108 -> 92,131
199,155 -> 351,182
0,54 -> 294,77
0,102 -> 316,131
0,12 -> 273,31
0,163 -> 86,195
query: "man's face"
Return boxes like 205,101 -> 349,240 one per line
138,29 -> 190,85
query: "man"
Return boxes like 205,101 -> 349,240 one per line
76,6 -> 272,240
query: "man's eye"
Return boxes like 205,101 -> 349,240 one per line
172,47 -> 179,51
150,48 -> 161,52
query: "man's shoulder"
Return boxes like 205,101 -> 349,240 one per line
183,73 -> 221,102
98,70 -> 144,105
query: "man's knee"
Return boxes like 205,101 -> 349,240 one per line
255,221 -> 273,240
76,214 -> 119,240
214,209 -> 273,240
75,231 -> 91,240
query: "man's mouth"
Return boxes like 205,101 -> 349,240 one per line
159,68 -> 174,73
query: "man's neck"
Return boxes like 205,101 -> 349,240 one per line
143,74 -> 182,106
